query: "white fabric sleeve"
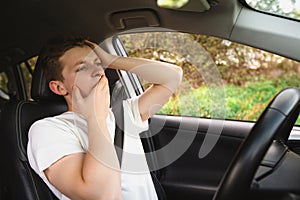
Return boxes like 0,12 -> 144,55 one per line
123,95 -> 149,133
27,119 -> 84,174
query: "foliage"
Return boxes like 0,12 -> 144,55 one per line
246,0 -> 300,20
159,78 -> 300,124
119,32 -> 300,124
0,73 -> 9,93
190,34 -> 300,86
157,0 -> 189,8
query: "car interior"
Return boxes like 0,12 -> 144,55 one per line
0,0 -> 300,200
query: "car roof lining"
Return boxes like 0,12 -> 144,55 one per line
0,0 -> 299,67
0,0 -> 238,65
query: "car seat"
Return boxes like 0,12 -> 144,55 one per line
0,58 -> 68,199
0,54 -> 166,200
0,53 -> 118,200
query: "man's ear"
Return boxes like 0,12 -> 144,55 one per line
49,80 -> 68,96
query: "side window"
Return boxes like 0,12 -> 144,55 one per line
245,0 -> 300,21
119,32 -> 300,124
0,66 -> 19,114
0,71 -> 10,105
19,56 -> 37,100
0,66 -> 20,104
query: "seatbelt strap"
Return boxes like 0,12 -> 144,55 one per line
112,103 -> 124,166
111,80 -> 125,165
150,168 -> 168,200
111,80 -> 167,200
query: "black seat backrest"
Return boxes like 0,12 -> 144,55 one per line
0,55 -> 120,199
0,101 -> 66,200
0,60 -> 67,200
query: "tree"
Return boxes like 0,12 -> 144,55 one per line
246,0 -> 300,20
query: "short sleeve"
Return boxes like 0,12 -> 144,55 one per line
123,96 -> 149,133
27,118 -> 84,175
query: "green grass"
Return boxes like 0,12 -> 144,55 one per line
159,78 -> 300,125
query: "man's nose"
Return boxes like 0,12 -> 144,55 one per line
91,64 -> 104,77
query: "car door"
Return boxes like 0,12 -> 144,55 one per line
102,30 -> 300,200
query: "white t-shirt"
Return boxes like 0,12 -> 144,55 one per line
27,97 -> 158,200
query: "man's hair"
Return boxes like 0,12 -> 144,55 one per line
37,35 -> 94,82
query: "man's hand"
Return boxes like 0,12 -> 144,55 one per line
86,40 -> 117,68
72,75 -> 110,122
85,39 -> 182,122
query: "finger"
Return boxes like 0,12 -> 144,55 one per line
90,44 -> 117,67
90,43 -> 104,59
85,40 -> 98,49
96,75 -> 108,90
72,85 -> 83,102
85,40 -> 105,64
100,74 -> 108,83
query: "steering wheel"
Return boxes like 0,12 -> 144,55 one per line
213,87 -> 300,200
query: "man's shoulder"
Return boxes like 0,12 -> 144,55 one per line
28,111 -> 88,141
30,111 -> 83,130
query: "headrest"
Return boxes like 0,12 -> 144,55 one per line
31,58 -> 65,102
31,56 -> 120,103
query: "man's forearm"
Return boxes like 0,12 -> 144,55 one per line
92,43 -> 182,92
86,117 -> 119,168
109,56 -> 183,93
82,117 -> 121,199
44,117 -> 122,200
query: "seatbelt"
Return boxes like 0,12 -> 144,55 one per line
111,80 -> 125,165
112,103 -> 124,166
111,80 -> 167,200
150,165 -> 168,200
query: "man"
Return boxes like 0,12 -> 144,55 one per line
27,36 -> 182,200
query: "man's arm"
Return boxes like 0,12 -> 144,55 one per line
92,45 -> 183,121
44,76 -> 122,200
110,57 -> 182,121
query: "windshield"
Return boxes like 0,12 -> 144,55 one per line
245,0 -> 300,20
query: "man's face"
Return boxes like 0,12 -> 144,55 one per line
59,46 -> 104,98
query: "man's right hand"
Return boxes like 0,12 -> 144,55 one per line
72,74 -> 110,122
